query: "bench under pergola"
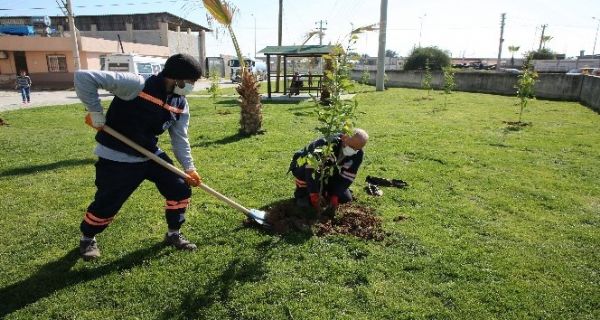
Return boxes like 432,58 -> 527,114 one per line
258,45 -> 337,98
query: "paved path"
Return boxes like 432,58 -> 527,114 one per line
0,79 -> 237,112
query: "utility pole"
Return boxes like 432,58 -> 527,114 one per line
315,20 -> 328,45
275,0 -> 282,93
376,0 -> 388,91
497,13 -> 506,71
65,0 -> 81,70
593,17 -> 599,57
418,14 -> 426,47
538,24 -> 547,51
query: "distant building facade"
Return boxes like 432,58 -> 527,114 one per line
0,12 -> 210,88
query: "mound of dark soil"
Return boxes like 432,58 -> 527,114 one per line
246,199 -> 385,241
314,204 -> 385,241
0,118 -> 7,126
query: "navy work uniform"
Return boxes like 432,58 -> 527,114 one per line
289,134 -> 363,203
80,73 -> 192,237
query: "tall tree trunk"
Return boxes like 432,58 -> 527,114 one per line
237,71 -> 263,135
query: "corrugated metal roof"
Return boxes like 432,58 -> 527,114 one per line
0,12 -> 211,32
258,45 -> 338,56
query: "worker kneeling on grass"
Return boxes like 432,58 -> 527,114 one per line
289,128 -> 368,210
75,53 -> 203,260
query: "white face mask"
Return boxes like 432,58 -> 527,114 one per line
174,82 -> 194,96
342,145 -> 359,157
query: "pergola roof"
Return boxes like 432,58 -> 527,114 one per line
259,45 -> 338,57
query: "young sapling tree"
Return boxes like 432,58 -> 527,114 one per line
297,24 -> 377,212
515,64 -> 538,123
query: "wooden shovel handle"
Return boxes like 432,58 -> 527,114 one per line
101,125 -> 252,215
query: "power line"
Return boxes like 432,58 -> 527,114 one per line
0,0 -> 182,11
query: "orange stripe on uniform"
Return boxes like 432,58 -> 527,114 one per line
84,212 -> 113,226
166,203 -> 189,210
138,92 -> 183,114
165,198 -> 190,210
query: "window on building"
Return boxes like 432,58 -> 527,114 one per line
47,55 -> 68,72
99,55 -> 106,70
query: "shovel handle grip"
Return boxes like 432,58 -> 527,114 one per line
101,125 -> 252,215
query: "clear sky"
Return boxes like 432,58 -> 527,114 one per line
2,0 -> 600,59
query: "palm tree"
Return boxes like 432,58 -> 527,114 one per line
508,45 -> 520,67
203,0 -> 262,135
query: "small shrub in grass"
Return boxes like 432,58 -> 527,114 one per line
384,72 -> 389,90
422,59 -> 433,98
360,69 -> 370,85
440,66 -> 456,111
207,69 -> 221,103
514,64 -> 538,124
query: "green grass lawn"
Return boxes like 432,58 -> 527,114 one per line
0,88 -> 598,319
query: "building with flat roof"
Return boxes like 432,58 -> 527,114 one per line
0,12 -> 210,88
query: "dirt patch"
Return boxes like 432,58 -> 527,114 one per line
413,96 -> 434,101
246,199 -> 385,241
0,118 -> 8,126
216,110 -> 232,115
314,204 -> 385,241
503,120 -> 530,126
503,121 -> 531,131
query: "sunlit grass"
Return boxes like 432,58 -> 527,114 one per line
0,88 -> 598,319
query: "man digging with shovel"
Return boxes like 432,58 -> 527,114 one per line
75,53 -> 203,260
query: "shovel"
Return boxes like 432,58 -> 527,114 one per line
100,125 -> 269,227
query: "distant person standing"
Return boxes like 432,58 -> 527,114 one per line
15,70 -> 32,104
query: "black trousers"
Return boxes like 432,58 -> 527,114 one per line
291,165 -> 352,203
81,154 -> 192,237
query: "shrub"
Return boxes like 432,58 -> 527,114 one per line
360,69 -> 370,85
528,48 -> 555,60
515,66 -> 539,123
207,69 -> 221,102
404,46 -> 450,70
421,59 -> 432,95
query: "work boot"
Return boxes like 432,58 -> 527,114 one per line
80,239 -> 101,260
164,233 -> 197,250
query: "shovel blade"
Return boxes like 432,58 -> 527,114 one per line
248,209 -> 269,227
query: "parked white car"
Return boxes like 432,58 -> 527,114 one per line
103,53 -> 167,79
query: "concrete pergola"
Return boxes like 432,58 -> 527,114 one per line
258,45 -> 338,98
